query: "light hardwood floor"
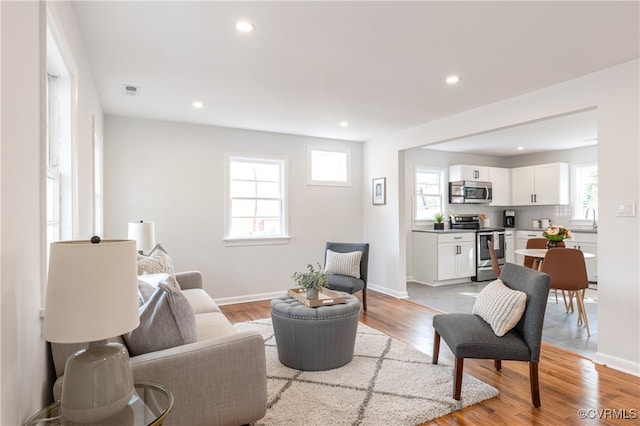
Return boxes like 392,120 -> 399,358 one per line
220,291 -> 640,426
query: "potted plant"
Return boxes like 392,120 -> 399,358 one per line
292,262 -> 328,300
433,212 -> 446,230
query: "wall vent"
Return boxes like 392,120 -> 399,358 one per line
122,84 -> 141,96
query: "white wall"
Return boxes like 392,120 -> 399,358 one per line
103,116 -> 363,302
0,2 -> 103,424
364,60 -> 640,375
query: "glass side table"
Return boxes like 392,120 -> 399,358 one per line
24,381 -> 174,426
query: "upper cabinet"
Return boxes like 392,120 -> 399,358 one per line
489,167 -> 511,206
449,164 -> 489,182
511,163 -> 569,205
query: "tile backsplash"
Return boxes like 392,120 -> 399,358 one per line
415,204 -> 575,230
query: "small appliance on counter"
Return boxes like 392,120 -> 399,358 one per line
503,209 -> 515,228
541,218 -> 551,229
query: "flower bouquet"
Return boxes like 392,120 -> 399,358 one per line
542,225 -> 572,248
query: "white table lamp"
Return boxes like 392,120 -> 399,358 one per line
44,238 -> 140,423
127,221 -> 156,255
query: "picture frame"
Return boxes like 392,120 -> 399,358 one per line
372,177 -> 386,205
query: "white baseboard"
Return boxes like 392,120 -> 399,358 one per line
593,351 -> 640,377
215,285 -> 410,306
368,283 -> 409,299
215,290 -> 285,306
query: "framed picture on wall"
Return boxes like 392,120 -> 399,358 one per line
372,177 -> 386,205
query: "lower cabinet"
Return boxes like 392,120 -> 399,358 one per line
412,231 -> 476,286
567,232 -> 598,278
505,230 -> 515,264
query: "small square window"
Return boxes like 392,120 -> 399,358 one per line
308,148 -> 350,186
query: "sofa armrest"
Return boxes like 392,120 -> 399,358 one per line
174,271 -> 203,290
129,330 -> 267,426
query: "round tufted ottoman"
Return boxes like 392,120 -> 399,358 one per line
270,292 -> 361,371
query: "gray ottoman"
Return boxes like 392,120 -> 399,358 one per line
270,292 -> 361,371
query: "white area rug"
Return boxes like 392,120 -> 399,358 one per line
234,319 -> 498,426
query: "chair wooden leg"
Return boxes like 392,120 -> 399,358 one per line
362,288 -> 367,312
494,359 -> 502,370
530,362 -> 541,407
453,358 -> 464,400
576,289 -> 591,336
432,330 -> 440,364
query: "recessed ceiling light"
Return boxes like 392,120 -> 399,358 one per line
339,121 -> 349,127
235,21 -> 255,33
446,75 -> 461,84
193,101 -> 204,109
517,146 -> 524,151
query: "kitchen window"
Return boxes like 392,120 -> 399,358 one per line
572,163 -> 598,221
415,167 -> 445,221
225,154 -> 289,246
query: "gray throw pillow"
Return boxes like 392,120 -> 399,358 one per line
124,283 -> 197,356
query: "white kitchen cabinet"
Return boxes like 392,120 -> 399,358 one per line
504,230 -> 515,264
412,231 -> 476,286
449,164 -> 490,182
511,163 -> 569,205
515,230 -> 544,266
489,167 -> 511,206
567,232 -> 598,278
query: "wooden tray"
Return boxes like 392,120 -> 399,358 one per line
287,288 -> 347,307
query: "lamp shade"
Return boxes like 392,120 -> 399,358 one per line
44,239 -> 140,343
127,221 -> 156,255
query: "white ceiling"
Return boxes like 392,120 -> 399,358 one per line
71,1 -> 639,152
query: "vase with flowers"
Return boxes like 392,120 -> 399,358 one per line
542,225 -> 573,248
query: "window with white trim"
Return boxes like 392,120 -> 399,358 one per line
46,24 -> 74,256
227,155 -> 287,239
415,168 -> 445,221
308,148 -> 350,186
572,163 -> 598,220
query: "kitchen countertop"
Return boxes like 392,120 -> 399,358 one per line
514,227 -> 598,234
412,229 -> 476,234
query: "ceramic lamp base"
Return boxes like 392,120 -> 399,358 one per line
61,340 -> 134,423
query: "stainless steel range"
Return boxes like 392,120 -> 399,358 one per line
450,214 -> 505,281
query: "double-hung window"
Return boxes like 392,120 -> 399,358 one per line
415,167 -> 445,221
572,163 -> 598,220
226,155 -> 288,245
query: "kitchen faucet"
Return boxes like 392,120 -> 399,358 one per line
585,207 -> 597,231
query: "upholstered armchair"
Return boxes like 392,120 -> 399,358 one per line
323,242 -> 369,311
432,263 -> 551,407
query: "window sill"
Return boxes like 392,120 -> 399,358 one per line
223,236 -> 291,247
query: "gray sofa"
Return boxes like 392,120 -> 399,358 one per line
50,271 -> 267,426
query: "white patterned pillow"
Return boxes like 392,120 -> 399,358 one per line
472,279 -> 527,337
137,244 -> 181,290
324,250 -> 362,279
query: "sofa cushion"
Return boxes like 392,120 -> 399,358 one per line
472,279 -> 527,337
182,288 -> 222,314
137,244 -> 181,290
124,283 -> 197,356
194,312 -> 237,341
324,249 -> 362,278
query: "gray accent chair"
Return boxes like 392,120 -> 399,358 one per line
432,263 -> 551,407
324,242 -> 370,311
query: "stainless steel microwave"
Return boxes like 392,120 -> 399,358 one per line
449,180 -> 492,204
